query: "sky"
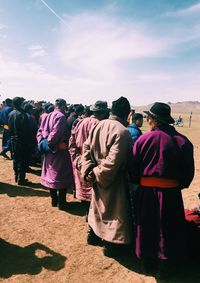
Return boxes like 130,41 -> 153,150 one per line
0,0 -> 200,106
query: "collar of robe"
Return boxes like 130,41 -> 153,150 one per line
109,114 -> 129,127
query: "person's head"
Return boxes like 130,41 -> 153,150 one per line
90,100 -> 109,120
5,98 -> 12,107
55,98 -> 67,110
74,104 -> 84,116
132,113 -> 143,128
83,106 -> 93,118
12,97 -> 24,109
23,103 -> 34,114
144,102 -> 174,130
111,96 -> 131,120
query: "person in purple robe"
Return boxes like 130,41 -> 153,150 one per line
131,102 -> 194,279
37,99 -> 74,210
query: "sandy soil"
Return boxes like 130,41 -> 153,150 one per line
0,112 -> 199,283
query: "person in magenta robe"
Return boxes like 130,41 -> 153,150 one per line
131,102 -> 194,279
37,99 -> 73,210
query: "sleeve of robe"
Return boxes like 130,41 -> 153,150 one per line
93,130 -> 131,188
178,140 -> 194,189
80,133 -> 96,179
47,116 -> 67,147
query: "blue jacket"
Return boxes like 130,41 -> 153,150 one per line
128,123 -> 142,144
0,106 -> 13,126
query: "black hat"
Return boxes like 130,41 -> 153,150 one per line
24,103 -> 34,112
111,96 -> 131,119
144,102 -> 174,124
90,101 -> 108,112
55,98 -> 67,106
12,97 -> 24,108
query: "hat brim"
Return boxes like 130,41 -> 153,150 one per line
143,110 -> 175,124
90,106 -> 108,112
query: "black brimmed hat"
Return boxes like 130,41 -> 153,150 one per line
55,98 -> 67,106
90,101 -> 108,112
144,102 -> 174,124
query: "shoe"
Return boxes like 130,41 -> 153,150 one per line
15,174 -> 18,183
51,199 -> 58,207
141,258 -> 157,274
87,226 -> 102,246
18,179 -> 32,186
0,152 -> 11,159
156,260 -> 176,280
103,242 -> 130,258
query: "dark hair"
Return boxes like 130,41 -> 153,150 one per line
12,97 -> 24,108
132,113 -> 143,121
83,106 -> 93,117
5,98 -> 12,107
55,98 -> 66,107
74,104 -> 84,115
111,97 -> 130,119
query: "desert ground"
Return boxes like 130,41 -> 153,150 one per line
0,103 -> 200,283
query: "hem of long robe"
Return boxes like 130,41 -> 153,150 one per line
88,214 -> 133,245
41,178 -> 73,191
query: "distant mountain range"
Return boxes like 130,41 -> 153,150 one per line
134,101 -> 200,114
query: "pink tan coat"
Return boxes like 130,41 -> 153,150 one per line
69,116 -> 99,201
81,115 -> 133,244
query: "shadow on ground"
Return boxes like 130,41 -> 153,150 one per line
0,238 -> 67,279
116,254 -> 200,283
64,200 -> 90,217
0,182 -> 49,197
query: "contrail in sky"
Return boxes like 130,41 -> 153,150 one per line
40,0 -> 69,27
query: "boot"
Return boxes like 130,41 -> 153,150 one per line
103,241 -> 130,258
58,189 -> 68,210
87,226 -> 102,246
50,189 -> 58,207
156,260 -> 176,280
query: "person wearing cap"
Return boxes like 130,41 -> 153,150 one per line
24,103 -> 38,172
67,104 -> 84,132
0,98 -> 13,159
8,97 -> 32,185
37,98 -> 74,210
81,97 -> 133,257
131,102 -> 194,279
128,113 -> 143,144
69,101 -> 109,206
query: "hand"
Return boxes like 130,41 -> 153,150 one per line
86,170 -> 96,183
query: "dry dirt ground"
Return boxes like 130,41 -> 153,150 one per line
0,112 -> 199,283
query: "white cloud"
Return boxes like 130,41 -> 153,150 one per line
165,2 -> 200,17
1,9 -> 200,106
137,74 -> 172,83
28,45 -> 47,58
0,24 -> 7,30
58,12 -> 169,80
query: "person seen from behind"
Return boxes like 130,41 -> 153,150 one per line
81,96 -> 133,258
131,102 -> 194,279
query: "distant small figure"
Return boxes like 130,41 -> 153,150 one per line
174,115 -> 184,127
189,112 -> 192,128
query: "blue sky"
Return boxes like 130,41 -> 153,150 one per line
0,0 -> 200,106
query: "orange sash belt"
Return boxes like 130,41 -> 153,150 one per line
140,177 -> 178,188
58,142 -> 68,150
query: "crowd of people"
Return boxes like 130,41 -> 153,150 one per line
0,96 -> 196,279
